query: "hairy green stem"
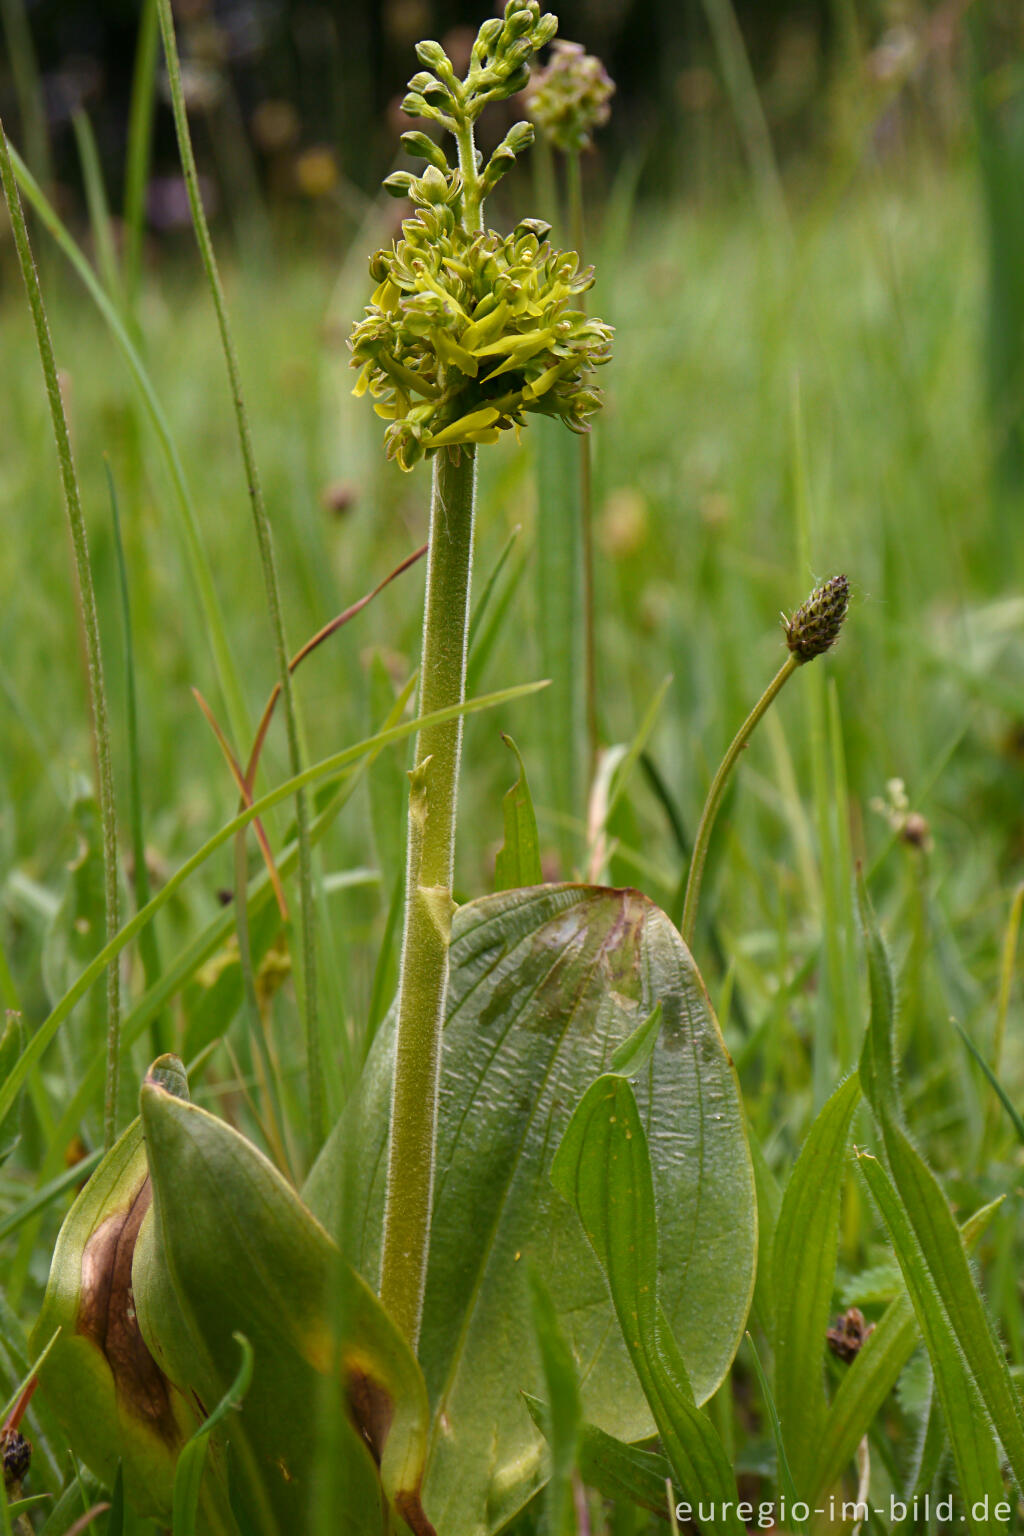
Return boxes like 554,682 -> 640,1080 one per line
0,116 -> 122,1149
155,0 -> 324,1148
380,446 -> 477,1346
454,121 -> 484,235
681,652 -> 800,948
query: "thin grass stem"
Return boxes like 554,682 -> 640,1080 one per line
982,882 -> 1024,1158
11,683 -> 421,1297
122,0 -> 160,320
106,462 -> 166,1057
0,0 -> 51,187
155,0 -> 324,1149
0,115 -> 122,1149
566,149 -> 599,781
0,678 -> 547,1131
681,653 -> 799,948
71,110 -> 120,301
8,142 -> 251,748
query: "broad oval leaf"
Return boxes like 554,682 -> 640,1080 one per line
133,1080 -> 435,1536
551,1074 -> 745,1536
305,883 -> 756,1534
29,1060 -> 218,1525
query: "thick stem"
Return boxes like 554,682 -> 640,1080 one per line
380,446 -> 477,1346
681,652 -> 800,948
454,120 -> 483,234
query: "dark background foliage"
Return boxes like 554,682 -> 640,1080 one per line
5,0 -> 1016,217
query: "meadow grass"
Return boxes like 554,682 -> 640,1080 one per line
2,132 -> 1023,1529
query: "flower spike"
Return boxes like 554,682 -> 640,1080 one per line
349,0 -> 612,471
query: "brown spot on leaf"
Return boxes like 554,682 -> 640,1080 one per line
394,1487 -> 438,1536
345,1367 -> 436,1532
345,1366 -> 394,1465
77,1178 -> 181,1448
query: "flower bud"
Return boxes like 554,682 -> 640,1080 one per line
401,91 -> 428,118
383,170 -> 415,199
784,574 -> 850,662
475,17 -> 503,54
1,1428 -> 30,1494
415,39 -> 450,72
401,130 -> 449,172
505,7 -> 536,40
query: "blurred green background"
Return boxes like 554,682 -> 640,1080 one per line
1,0 -> 1024,1255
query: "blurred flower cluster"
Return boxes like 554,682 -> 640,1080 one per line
525,39 -> 616,152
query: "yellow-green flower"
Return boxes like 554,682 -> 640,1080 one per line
350,196 -> 612,470
349,0 -> 612,470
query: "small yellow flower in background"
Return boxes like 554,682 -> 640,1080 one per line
294,145 -> 338,199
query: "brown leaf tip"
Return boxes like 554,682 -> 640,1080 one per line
784,574 -> 850,662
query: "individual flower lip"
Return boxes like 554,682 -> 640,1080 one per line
525,39 -> 616,153
784,574 -> 850,662
350,200 -> 613,471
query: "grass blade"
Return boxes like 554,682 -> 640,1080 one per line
155,0 -> 323,1147
107,462 -> 165,1055
856,1151 -> 1006,1532
528,1273 -> 582,1536
812,1197 -> 1002,1503
0,678 -> 548,1129
858,876 -> 1024,1492
551,1075 -> 745,1536
171,1333 -> 254,1536
70,110 -> 120,301
875,1121 -> 1024,1489
955,1019 -> 1024,1147
122,0 -> 159,316
745,1332 -> 800,1521
0,115 -> 122,1149
0,0 -> 51,186
0,1150 -> 103,1242
522,1395 -> 674,1517
6,141 -> 250,747
772,1073 -> 861,1492
494,734 -> 542,890
535,417 -> 585,870
23,678 -> 419,1242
